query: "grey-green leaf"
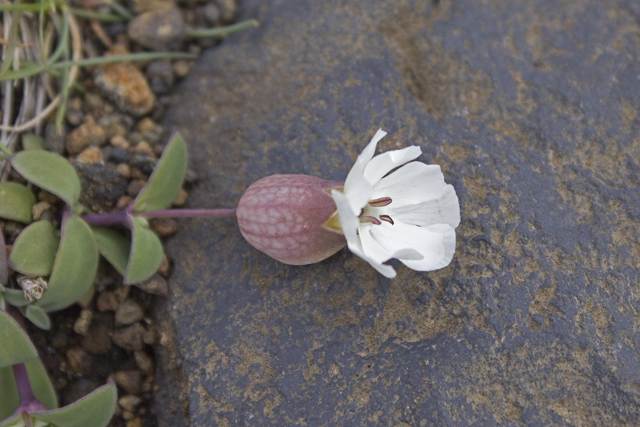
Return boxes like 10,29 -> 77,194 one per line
25,358 -> 58,410
132,132 -> 187,212
0,366 -> 19,422
31,382 -> 116,427
22,134 -> 45,151
0,228 -> 7,286
10,150 -> 82,207
25,305 -> 51,330
3,288 -> 31,307
0,311 -> 38,368
34,216 -> 98,312
92,227 -> 130,276
0,182 -> 36,223
8,220 -> 60,276
125,216 -> 163,284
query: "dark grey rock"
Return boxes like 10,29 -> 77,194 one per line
128,8 -> 186,51
146,61 -> 175,95
156,0 -> 640,426
130,154 -> 158,174
75,163 -> 128,212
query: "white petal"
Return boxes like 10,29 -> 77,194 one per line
367,222 -> 456,271
331,190 -> 361,249
371,162 -> 449,206
358,226 -> 398,278
363,145 -> 422,185
343,129 -> 386,212
387,184 -> 460,228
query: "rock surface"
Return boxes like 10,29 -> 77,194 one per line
156,0 -> 640,425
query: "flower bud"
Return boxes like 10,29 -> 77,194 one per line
236,175 -> 346,265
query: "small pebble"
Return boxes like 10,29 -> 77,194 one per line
202,2 -> 221,25
116,195 -> 135,210
127,180 -> 146,197
97,291 -> 119,311
114,370 -> 143,395
76,146 -> 104,164
66,116 -> 107,154
94,45 -> 156,117
114,284 -> 131,302
157,254 -> 171,277
66,109 -> 84,127
66,347 -> 92,375
116,163 -> 132,178
172,188 -> 188,206
215,0 -> 236,23
82,321 -> 113,355
134,350 -> 154,376
135,274 -> 169,296
118,395 -> 142,412
73,309 -> 94,336
127,7 -> 186,51
110,134 -> 131,149
131,0 -> 174,13
98,114 -> 132,138
44,122 -> 67,154
146,61 -> 175,94
38,191 -> 60,205
116,299 -> 145,326
112,324 -> 145,351
135,117 -> 160,134
173,60 -> 193,78
143,325 -> 157,345
126,418 -> 143,427
149,217 -> 177,236
130,167 -> 146,180
32,201 -> 51,221
134,141 -> 154,156
105,146 -> 130,164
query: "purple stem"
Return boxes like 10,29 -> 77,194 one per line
80,210 -> 130,227
136,208 -> 237,219
12,363 -> 47,414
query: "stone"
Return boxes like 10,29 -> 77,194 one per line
149,217 -> 177,237
81,318 -> 113,355
96,291 -> 119,311
65,115 -> 107,154
115,299 -> 145,326
127,8 -> 186,52
66,347 -> 92,375
31,201 -> 51,222
130,154 -> 157,174
134,350 -> 154,376
94,45 -> 156,117
73,309 -> 93,336
155,0 -> 640,426
146,61 -> 175,94
134,274 -> 169,296
76,146 -> 104,164
114,370 -> 143,394
112,323 -> 145,351
75,163 -> 129,212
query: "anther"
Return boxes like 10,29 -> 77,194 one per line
361,215 -> 382,225
379,215 -> 394,225
368,197 -> 392,207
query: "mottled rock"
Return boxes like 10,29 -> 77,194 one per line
65,116 -> 107,154
155,0 -> 640,426
135,274 -> 169,296
149,217 -> 177,237
94,45 -> 156,117
112,323 -> 145,351
128,8 -> 186,51
96,291 -> 119,311
66,347 -> 92,375
76,146 -> 104,164
146,61 -> 175,94
73,309 -> 93,336
75,163 -> 128,212
82,319 -> 113,355
114,370 -> 143,395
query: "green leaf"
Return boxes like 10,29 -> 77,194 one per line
0,366 -> 19,422
92,227 -> 130,276
0,293 -> 4,311
0,311 -> 38,368
133,132 -> 187,212
24,305 -> 51,330
21,134 -> 45,151
125,216 -> 163,284
25,358 -> 57,410
0,182 -> 36,223
3,288 -> 31,307
31,382 -> 116,427
0,412 -> 23,427
10,150 -> 82,207
34,216 -> 98,312
8,220 -> 60,276
0,228 -> 8,286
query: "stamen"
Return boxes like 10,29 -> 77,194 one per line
368,197 -> 392,207
361,215 -> 381,225
379,215 -> 394,225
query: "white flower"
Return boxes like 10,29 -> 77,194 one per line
330,129 -> 460,278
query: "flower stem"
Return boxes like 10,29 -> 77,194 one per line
81,210 -> 129,227
186,19 -> 258,39
135,208 -> 237,219
12,363 -> 48,414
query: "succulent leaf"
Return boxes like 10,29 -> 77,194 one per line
8,220 -> 60,276
0,182 -> 36,223
125,216 -> 163,284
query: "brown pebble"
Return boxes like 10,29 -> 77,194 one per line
135,117 -> 157,133
76,146 -> 104,164
114,370 -> 143,394
173,60 -> 193,78
82,321 -> 113,355
134,274 -> 168,296
115,299 -> 145,327
142,325 -> 157,345
114,284 -> 131,303
94,45 -> 156,117
126,418 -> 143,427
172,188 -> 188,206
127,180 -> 146,198
149,217 -> 177,237
134,141 -> 154,156
32,201 -> 51,221
129,167 -> 147,180
116,195 -> 135,211
116,163 -> 132,178
38,191 -> 60,205
73,309 -> 94,336
157,254 -> 171,277
112,323 -> 145,351
97,291 -> 119,311
66,347 -> 92,375
111,135 -> 131,149
134,350 -> 154,376
66,115 -> 107,154
119,394 -> 142,412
